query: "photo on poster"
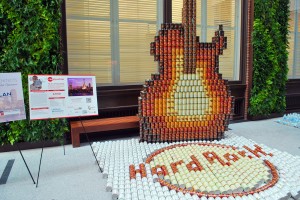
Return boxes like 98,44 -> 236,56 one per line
0,72 -> 26,123
29,75 -> 43,90
67,78 -> 93,96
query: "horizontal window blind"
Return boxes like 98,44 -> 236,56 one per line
66,0 -> 112,84
119,0 -> 157,84
288,0 -> 300,78
207,0 -> 238,80
66,0 -> 158,85
297,33 -> 300,78
288,33 -> 295,78
172,0 -> 241,80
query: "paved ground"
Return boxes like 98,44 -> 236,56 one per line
0,118 -> 299,200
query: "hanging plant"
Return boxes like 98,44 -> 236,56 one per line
0,0 -> 68,145
249,0 -> 289,117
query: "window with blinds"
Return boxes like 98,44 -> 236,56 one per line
66,0 -> 241,85
66,0 -> 159,85
288,0 -> 300,79
173,0 -> 241,80
66,0 -> 112,84
119,0 -> 158,84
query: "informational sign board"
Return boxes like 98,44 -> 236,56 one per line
0,72 -> 26,123
28,75 -> 98,120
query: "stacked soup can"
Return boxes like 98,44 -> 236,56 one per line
139,0 -> 234,143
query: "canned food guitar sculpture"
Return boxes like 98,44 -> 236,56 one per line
139,0 -> 234,142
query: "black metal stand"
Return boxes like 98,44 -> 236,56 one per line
63,132 -> 66,156
63,142 -> 65,156
5,121 -> 35,185
78,117 -> 102,173
16,143 -> 36,185
35,140 -> 45,188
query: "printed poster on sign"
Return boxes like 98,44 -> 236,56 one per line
28,75 -> 98,120
0,72 -> 26,123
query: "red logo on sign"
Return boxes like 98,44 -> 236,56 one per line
48,77 -> 53,82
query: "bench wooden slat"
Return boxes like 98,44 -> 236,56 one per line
70,116 -> 139,147
71,116 -> 139,128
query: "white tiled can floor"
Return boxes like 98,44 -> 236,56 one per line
92,133 -> 300,200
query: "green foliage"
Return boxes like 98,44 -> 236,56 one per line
0,0 -> 68,145
249,0 -> 289,117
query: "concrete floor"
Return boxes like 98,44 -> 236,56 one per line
0,118 -> 299,200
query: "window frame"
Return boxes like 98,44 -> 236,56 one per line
290,0 -> 300,79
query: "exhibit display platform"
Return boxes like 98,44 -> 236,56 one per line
92,133 -> 300,200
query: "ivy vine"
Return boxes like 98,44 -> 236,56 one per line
249,0 -> 289,117
0,0 -> 68,145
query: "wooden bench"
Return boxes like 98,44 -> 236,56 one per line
70,116 -> 139,147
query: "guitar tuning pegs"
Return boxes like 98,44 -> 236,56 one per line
150,42 -> 155,48
219,24 -> 223,31
219,30 -> 224,37
219,49 -> 223,55
150,49 -> 155,55
215,31 -> 219,37
223,37 -> 228,49
159,30 -> 164,36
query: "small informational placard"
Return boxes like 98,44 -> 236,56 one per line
28,75 -> 98,120
0,72 -> 26,123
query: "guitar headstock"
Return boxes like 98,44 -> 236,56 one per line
212,25 -> 228,55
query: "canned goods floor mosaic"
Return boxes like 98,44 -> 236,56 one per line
92,133 -> 300,200
276,113 -> 300,129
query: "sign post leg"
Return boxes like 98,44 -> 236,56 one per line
16,144 -> 36,185
79,117 -> 102,173
35,140 -> 45,188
